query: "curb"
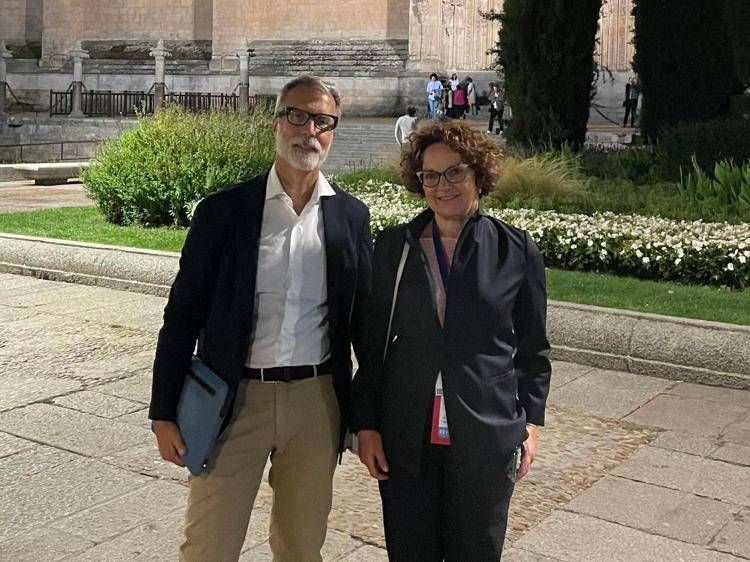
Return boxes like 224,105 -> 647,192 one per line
1,232 -> 749,390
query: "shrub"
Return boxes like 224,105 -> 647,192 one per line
633,0 -> 740,142
601,148 -> 658,184
657,118 -> 750,179
82,105 -> 275,227
488,150 -> 586,206
679,157 -> 750,210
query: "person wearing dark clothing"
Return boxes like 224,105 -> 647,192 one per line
352,121 -> 552,561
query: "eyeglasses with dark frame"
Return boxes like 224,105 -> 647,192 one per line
276,106 -> 339,133
416,163 -> 473,188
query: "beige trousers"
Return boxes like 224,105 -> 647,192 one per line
180,375 -> 340,562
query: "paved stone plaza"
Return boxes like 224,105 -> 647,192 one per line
0,272 -> 749,561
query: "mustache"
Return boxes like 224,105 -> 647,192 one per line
292,136 -> 322,152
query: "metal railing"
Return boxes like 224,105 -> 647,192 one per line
48,89 -> 275,117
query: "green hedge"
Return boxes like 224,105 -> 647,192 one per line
82,105 -> 275,227
657,118 -> 750,179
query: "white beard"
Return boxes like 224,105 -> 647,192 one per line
276,132 -> 330,171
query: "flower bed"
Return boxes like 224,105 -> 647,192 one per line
344,180 -> 750,290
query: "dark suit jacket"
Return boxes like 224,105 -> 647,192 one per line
149,172 -> 373,451
351,208 -> 551,475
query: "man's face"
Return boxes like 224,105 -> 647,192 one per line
273,86 -> 337,172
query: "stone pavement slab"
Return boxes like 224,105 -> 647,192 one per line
50,480 -> 188,543
723,411 -> 750,446
547,367 -> 675,419
650,430 -> 720,456
711,507 -> 750,559
624,394 -> 748,438
0,456 -> 151,542
0,403 -> 153,457
0,527 -> 95,562
513,510 -> 737,561
667,382 -> 750,408
613,446 -> 750,506
52,389 -> 146,418
0,374 -> 82,411
566,475 -> 740,545
547,361 -> 592,389
711,442 -> 750,466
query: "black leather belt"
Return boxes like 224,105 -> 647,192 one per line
243,359 -> 332,382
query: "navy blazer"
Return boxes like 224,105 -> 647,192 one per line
351,208 -> 551,475
149,172 -> 373,451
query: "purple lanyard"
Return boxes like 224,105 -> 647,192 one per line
432,220 -> 451,290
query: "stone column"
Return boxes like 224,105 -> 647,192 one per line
149,39 -> 172,112
0,42 -> 12,134
68,45 -> 90,118
236,38 -> 251,113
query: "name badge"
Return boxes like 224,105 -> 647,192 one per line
430,373 -> 451,446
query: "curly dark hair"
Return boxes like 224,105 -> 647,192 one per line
401,120 -> 503,197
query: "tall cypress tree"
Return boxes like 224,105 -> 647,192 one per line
724,0 -> 750,88
485,0 -> 602,150
633,0 -> 740,141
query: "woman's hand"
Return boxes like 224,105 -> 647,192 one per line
518,424 -> 538,481
357,430 -> 390,480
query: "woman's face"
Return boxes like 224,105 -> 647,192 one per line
451,74 -> 457,80
420,143 -> 479,224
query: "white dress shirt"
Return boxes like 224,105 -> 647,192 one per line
246,164 -> 335,368
395,115 -> 417,145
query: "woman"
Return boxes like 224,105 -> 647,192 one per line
352,121 -> 551,561
487,83 -> 505,134
452,83 -> 467,119
466,76 -> 477,115
426,73 -> 444,119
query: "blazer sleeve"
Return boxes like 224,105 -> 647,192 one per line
350,228 -> 399,432
512,231 -> 552,426
149,197 -> 225,421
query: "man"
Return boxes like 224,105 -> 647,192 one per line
623,75 -> 640,128
394,106 -> 417,150
149,75 -> 373,561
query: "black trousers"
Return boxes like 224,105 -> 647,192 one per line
623,100 -> 637,127
488,106 -> 504,133
379,442 -> 516,561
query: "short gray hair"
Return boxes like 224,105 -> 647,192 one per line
274,75 -> 342,116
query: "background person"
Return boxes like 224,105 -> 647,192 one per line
466,77 -> 478,115
487,83 -> 505,134
395,106 -> 418,149
352,121 -> 552,561
426,73 -> 443,119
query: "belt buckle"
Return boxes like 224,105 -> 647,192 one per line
259,368 -> 279,384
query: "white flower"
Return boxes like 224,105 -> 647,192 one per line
570,244 -> 577,249
726,263 -> 735,271
642,257 -> 650,264
675,258 -> 682,265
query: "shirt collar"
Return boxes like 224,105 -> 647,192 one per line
267,163 -> 336,203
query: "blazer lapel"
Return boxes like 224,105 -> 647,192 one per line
321,192 -> 347,311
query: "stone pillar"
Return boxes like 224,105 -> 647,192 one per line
68,45 -> 90,118
0,42 -> 12,134
236,38 -> 251,113
149,39 -> 172,112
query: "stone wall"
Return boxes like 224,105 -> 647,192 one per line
408,0 -> 502,72
41,0 -> 212,63
597,0 -> 634,72
1,0 -> 28,44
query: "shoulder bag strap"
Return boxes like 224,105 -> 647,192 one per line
383,241 -> 410,363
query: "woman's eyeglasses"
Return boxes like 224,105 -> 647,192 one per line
416,164 -> 472,188
277,106 -> 339,133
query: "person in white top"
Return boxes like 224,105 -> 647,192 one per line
394,106 -> 418,149
150,75 -> 373,562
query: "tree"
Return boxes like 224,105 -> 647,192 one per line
632,0 -> 741,141
485,0 -> 603,150
724,0 -> 750,88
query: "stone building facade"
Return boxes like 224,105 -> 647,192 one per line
3,0 -> 634,115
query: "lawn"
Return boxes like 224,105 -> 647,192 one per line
1,205 -> 748,326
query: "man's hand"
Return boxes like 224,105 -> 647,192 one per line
357,430 -> 389,480
152,420 -> 187,467
518,423 -> 538,481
